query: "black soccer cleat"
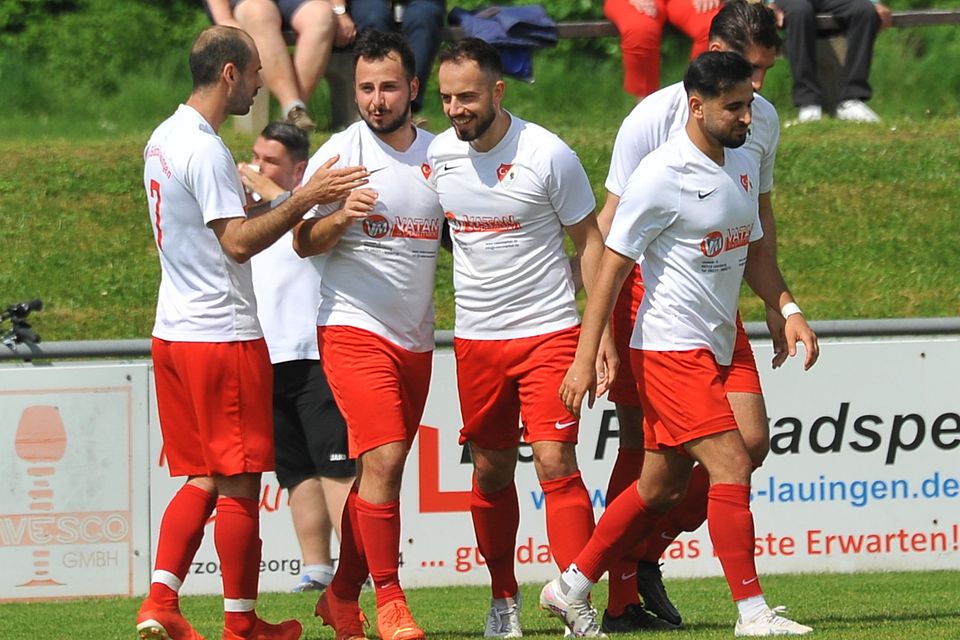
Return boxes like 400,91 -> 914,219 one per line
601,603 -> 682,633
636,561 -> 683,627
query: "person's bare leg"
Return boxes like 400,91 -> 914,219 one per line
321,475 -> 354,544
727,392 -> 770,466
289,477 -> 333,567
290,0 -> 336,100
234,0 -> 302,109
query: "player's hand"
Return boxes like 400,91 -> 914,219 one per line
302,155 -> 369,205
693,0 -> 721,14
629,0 -> 657,18
334,12 -> 357,48
765,304 -> 789,368
784,314 -> 819,370
338,188 -> 378,224
875,3 -> 893,29
560,357 -> 597,418
595,330 -> 619,397
238,163 -> 284,201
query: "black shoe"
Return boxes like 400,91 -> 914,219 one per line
636,561 -> 682,626
601,604 -> 681,633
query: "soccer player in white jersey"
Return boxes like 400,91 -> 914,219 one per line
291,30 -> 443,640
139,26 -> 367,640
243,122 -> 357,595
429,38 -> 612,638
596,2 -> 820,629
540,51 -> 814,638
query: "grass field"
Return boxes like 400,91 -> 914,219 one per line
1,115 -> 958,341
1,570 -> 958,639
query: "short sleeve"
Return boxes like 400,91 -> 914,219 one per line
186,140 -> 246,225
605,163 -> 679,261
543,139 -> 596,227
604,102 -> 669,197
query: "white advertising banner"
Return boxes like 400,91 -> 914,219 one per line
0,364 -> 152,602
150,336 -> 960,594
2,334 -> 957,600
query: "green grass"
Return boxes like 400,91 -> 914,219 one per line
1,49 -> 958,341
0,571 -> 958,638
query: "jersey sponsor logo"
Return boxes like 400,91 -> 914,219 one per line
496,163 -> 518,188
444,212 -> 522,234
740,174 -> 751,192
700,231 -> 724,257
391,216 -> 441,240
420,163 -> 432,180
363,214 -> 390,239
725,224 -> 753,251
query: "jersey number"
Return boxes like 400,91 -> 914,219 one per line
149,179 -> 163,251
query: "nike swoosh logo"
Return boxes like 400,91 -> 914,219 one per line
698,188 -> 718,199
443,163 -> 460,171
620,571 -> 637,581
660,532 -> 674,540
554,419 -> 578,430
742,577 -> 758,585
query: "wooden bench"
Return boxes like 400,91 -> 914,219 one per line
234,9 -> 960,134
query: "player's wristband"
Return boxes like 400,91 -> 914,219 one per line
269,190 -> 292,210
781,302 -> 803,319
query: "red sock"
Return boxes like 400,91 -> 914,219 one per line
150,483 -> 216,608
215,496 -> 260,635
355,496 -> 404,608
541,472 -> 596,572
330,486 -> 369,601
637,464 -> 710,562
575,482 -> 656,582
471,478 -> 520,598
605,449 -> 645,616
707,483 -> 763,600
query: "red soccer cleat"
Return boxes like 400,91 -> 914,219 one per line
315,589 -> 369,640
220,617 -> 302,640
376,600 -> 425,640
136,599 -> 206,640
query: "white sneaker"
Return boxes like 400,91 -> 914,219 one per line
797,105 -> 822,123
735,605 -> 813,636
539,578 -> 606,637
485,592 -> 522,638
836,99 -> 880,122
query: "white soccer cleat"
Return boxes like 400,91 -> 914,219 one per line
836,99 -> 880,123
539,578 -> 606,637
797,105 -> 822,123
484,593 -> 522,638
735,605 -> 813,636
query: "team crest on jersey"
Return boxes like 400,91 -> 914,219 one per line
363,214 -> 390,239
740,174 -> 751,192
497,163 -> 518,188
421,163 -> 432,180
700,231 -> 724,258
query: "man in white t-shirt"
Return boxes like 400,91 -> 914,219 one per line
292,31 -> 443,640
241,122 -> 357,595
541,51 -> 814,638
428,38 -> 613,639
596,2 -> 820,629
139,25 -> 368,640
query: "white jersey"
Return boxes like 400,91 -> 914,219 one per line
605,82 -> 779,198
428,113 -> 596,340
144,104 -> 261,342
606,132 -> 762,365
303,122 -> 443,353
250,231 -> 323,363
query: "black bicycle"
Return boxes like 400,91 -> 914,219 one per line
2,298 -> 42,349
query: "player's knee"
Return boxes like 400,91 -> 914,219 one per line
236,0 -> 282,26
532,443 -> 578,481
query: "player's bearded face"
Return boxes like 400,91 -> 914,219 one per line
439,62 -> 499,142
355,53 -> 416,135
226,50 -> 263,116
704,82 -> 753,149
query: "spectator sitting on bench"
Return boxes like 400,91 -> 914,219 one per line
206,0 -> 358,132
769,0 -> 891,122
605,0 -> 723,100
349,0 -> 445,113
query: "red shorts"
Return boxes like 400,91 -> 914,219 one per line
455,326 -> 581,450
608,267 -> 762,405
632,348 -> 740,450
152,337 -> 275,477
318,325 -> 432,458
